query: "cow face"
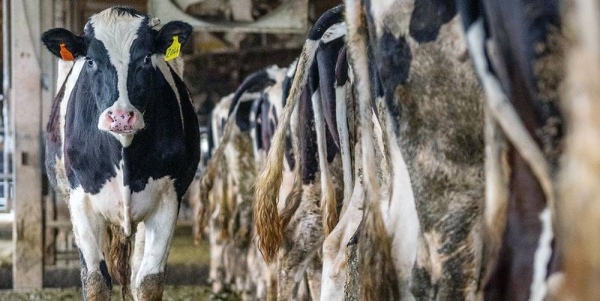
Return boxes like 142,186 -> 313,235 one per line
42,7 -> 192,145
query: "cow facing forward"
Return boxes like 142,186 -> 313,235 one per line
41,7 -> 199,301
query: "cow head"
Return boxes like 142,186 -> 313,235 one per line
41,7 -> 192,146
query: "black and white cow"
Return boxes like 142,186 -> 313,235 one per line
41,7 -> 199,300
458,0 -> 564,300
343,0 -> 486,299
342,0 -> 564,299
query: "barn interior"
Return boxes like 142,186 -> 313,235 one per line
0,0 -> 339,297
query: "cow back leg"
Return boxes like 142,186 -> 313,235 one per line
209,203 -> 228,293
306,254 -> 323,300
186,178 -> 202,243
278,182 -> 322,299
321,174 -> 363,301
297,276 -> 311,301
70,189 -> 111,301
134,194 -> 178,301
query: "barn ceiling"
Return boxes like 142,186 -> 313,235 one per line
149,0 -> 308,33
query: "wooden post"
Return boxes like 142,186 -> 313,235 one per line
41,0 -> 56,269
10,0 -> 44,290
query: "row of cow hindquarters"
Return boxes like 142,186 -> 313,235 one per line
197,63 -> 300,299
203,2 -> 483,300
249,2 -> 486,300
198,0 -> 600,300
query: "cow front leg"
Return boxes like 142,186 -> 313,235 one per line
70,189 -> 111,301
134,196 -> 178,301
130,222 -> 145,297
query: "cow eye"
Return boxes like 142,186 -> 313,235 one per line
85,57 -> 96,69
143,54 -> 151,65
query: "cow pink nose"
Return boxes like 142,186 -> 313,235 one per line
107,109 -> 137,133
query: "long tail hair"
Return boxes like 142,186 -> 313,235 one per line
106,225 -> 132,300
253,4 -> 345,263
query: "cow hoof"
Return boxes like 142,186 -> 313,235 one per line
136,273 -> 165,301
85,271 -> 111,301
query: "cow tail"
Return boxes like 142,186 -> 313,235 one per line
107,225 -> 132,301
254,46 -> 311,263
198,129 -> 233,242
279,174 -> 303,230
321,164 -> 338,236
254,3 -> 345,263
345,0 -> 400,300
335,45 -> 354,211
199,165 -> 215,241
218,173 -> 231,241
312,74 -> 338,236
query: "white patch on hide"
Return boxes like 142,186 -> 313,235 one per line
321,22 -> 347,44
91,11 -> 146,147
152,55 -> 184,132
529,207 -> 553,301
335,82 -> 353,210
383,107 -> 419,281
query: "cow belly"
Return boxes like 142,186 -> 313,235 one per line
86,175 -> 176,227
130,177 -> 176,220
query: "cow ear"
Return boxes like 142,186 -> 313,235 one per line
154,21 -> 193,54
41,28 -> 85,61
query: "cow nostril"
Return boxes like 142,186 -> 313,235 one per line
108,111 -> 113,116
129,111 -> 134,117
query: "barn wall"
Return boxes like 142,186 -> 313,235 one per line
10,0 -> 44,290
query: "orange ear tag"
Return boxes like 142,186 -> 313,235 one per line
59,43 -> 75,61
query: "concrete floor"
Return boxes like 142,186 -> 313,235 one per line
0,225 -> 210,289
0,285 -> 215,300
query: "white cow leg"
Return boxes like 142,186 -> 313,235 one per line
130,222 -> 146,297
70,189 -> 110,301
321,179 -> 363,301
306,256 -> 322,300
134,194 -> 178,301
209,205 -> 227,293
186,178 -> 202,242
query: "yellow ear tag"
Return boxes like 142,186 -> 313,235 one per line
165,36 -> 181,61
59,43 -> 75,61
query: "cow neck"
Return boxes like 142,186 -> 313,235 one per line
120,64 -> 186,194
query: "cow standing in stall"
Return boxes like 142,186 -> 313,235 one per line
42,7 -> 199,300
345,0 -> 565,299
458,0 -> 565,300
326,0 -> 566,299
